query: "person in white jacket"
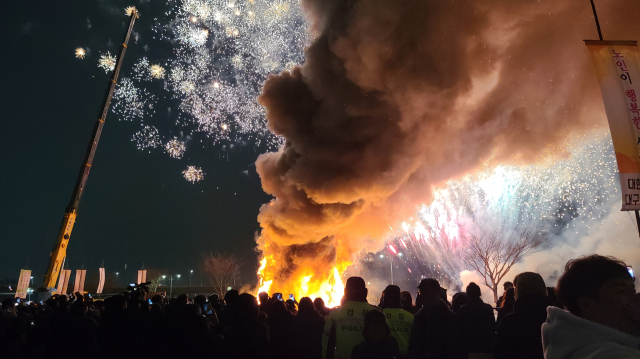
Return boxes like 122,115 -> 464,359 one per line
542,255 -> 640,359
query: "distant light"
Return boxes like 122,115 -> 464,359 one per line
398,253 -> 403,257
191,16 -> 197,22
162,275 -> 166,279
177,274 -> 181,278
115,272 -> 119,275
190,270 -> 194,273
379,254 -> 384,258
227,286 -> 233,291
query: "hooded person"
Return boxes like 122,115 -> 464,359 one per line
350,309 -> 401,359
493,272 -> 549,359
407,278 -> 464,359
322,277 -> 380,359
543,255 -> 640,359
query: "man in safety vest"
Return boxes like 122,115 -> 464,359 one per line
322,276 -> 379,359
380,284 -> 414,354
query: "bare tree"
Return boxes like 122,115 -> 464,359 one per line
464,230 -> 542,304
201,253 -> 240,296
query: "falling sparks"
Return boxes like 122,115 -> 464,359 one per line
98,52 -> 116,73
165,139 -> 186,158
75,48 -> 86,59
132,126 -> 162,150
183,166 -> 204,183
149,64 -> 166,79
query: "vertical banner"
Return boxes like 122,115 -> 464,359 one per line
97,267 -> 105,294
73,270 -> 86,293
137,269 -> 147,284
15,269 -> 31,299
586,40 -> 640,210
56,269 -> 72,295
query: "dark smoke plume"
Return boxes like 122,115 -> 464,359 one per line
255,0 -> 640,289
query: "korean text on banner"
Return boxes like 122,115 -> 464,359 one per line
15,269 -> 31,299
586,40 -> 640,210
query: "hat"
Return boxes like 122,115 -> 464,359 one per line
514,272 -> 547,299
417,278 -> 441,292
383,285 -> 401,297
345,277 -> 366,292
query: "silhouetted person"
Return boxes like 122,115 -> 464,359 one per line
408,278 -> 464,359
223,293 -> 270,359
380,285 -> 414,354
292,297 -> 325,359
497,281 -> 513,307
268,300 -> 295,359
543,255 -> 640,358
458,282 -> 496,355
494,272 -> 549,359
322,276 -> 379,359
350,309 -> 401,359
400,290 -> 416,314
258,291 -> 271,316
496,287 -> 515,325
450,292 -> 469,315
546,286 -> 562,308
315,297 -> 330,317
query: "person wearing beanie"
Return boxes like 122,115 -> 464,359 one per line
380,285 -> 414,354
322,277 -> 380,359
408,278 -> 464,359
494,272 -> 549,359
458,282 -> 496,355
350,310 -> 401,359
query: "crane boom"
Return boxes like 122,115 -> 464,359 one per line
42,9 -> 139,290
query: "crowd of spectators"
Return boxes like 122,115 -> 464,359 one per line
1,254 -> 639,359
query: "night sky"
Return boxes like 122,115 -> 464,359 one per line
0,0 -> 271,285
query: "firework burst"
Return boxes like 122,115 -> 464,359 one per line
183,166 -> 204,183
125,6 -> 139,17
165,139 -> 186,158
98,52 -> 116,73
75,48 -> 86,59
149,64 -> 165,79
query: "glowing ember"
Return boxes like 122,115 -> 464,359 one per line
182,166 -> 204,183
125,6 -> 139,17
98,52 -> 116,73
149,64 -> 166,79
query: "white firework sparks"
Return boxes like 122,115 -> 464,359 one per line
150,64 -> 166,79
112,78 -> 157,120
165,138 -> 186,158
98,52 -> 116,73
112,0 -> 307,150
132,126 -> 162,150
183,166 -> 204,183
75,48 -> 86,59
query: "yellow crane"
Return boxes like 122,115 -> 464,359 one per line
41,7 -> 140,291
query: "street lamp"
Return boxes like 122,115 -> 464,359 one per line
30,276 -> 33,286
190,270 -> 193,286
169,274 -> 181,299
115,272 -> 119,288
27,288 -> 33,302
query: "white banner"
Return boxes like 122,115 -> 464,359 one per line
15,269 -> 31,299
137,269 -> 147,284
56,269 -> 72,295
73,270 -> 86,294
97,267 -> 105,294
586,40 -> 640,210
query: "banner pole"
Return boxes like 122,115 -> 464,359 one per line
589,0 -> 604,41
635,210 -> 640,238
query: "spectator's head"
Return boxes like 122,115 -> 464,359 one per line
501,287 -> 515,308
285,299 -> 297,312
400,291 -> 413,308
382,285 -> 401,308
298,297 -> 315,314
236,293 -> 260,320
513,272 -> 547,300
466,282 -> 482,299
314,297 -> 327,313
503,281 -> 514,291
151,295 -> 163,305
556,255 -> 640,335
209,293 -> 219,303
177,294 -> 189,306
451,292 -> 469,313
224,289 -> 240,306
258,292 -> 269,305
362,309 -> 390,342
344,277 -> 368,302
417,278 -> 442,306
546,287 -> 562,308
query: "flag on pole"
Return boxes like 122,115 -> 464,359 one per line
56,269 -> 72,295
15,269 -> 31,299
97,267 -> 105,294
586,40 -> 640,210
73,270 -> 87,294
